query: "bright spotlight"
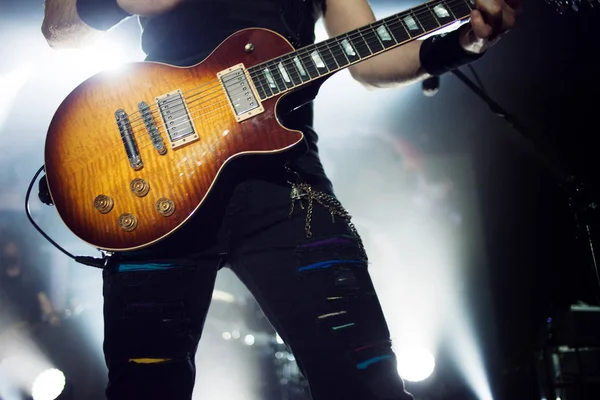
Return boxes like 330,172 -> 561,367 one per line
222,332 -> 232,340
31,368 -> 65,400
244,334 -> 255,346
397,346 -> 436,382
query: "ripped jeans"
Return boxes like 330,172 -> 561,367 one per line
102,176 -> 414,400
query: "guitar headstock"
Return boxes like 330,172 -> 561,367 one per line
546,0 -> 599,14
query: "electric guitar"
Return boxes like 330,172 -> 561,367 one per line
44,0 -> 476,252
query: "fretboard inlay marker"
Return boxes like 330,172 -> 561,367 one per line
311,51 -> 326,69
278,62 -> 291,83
434,4 -> 451,17
376,25 -> 393,42
341,39 -> 357,57
263,68 -> 276,88
404,15 -> 419,31
293,56 -> 307,76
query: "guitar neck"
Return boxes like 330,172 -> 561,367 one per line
248,0 -> 474,100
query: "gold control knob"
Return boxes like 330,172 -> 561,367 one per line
156,198 -> 175,217
94,195 -> 114,214
118,213 -> 138,232
130,178 -> 150,197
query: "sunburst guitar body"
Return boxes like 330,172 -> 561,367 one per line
45,29 -> 304,252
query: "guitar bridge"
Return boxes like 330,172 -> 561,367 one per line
218,63 -> 264,122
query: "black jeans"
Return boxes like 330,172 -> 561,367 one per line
102,175 -> 413,400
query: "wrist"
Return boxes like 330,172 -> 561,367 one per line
419,28 -> 486,77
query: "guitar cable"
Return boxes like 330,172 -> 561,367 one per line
25,165 -> 111,269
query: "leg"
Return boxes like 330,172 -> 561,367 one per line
228,180 -> 414,400
102,257 -> 219,400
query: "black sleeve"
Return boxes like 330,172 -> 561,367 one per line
76,0 -> 132,31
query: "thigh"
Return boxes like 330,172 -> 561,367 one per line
102,257 -> 219,399
230,188 -> 413,400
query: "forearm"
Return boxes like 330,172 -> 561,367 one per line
349,40 -> 429,89
42,0 -> 102,48
350,24 -> 487,89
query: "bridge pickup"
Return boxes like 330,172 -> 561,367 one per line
218,63 -> 264,122
139,101 -> 167,155
115,109 -> 143,170
156,89 -> 198,149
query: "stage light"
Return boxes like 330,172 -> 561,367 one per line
222,332 -> 232,340
396,346 -> 436,382
244,334 -> 255,346
31,368 -> 65,400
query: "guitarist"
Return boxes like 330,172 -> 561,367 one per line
41,0 -> 520,399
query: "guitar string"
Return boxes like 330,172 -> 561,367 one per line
69,0 -> 472,165
122,0 -> 471,140
132,3 -> 470,139
120,0 -> 470,133
120,0 -> 471,130
121,1 -> 470,151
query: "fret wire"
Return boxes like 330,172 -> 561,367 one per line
293,52 -> 312,83
442,0 -> 458,19
316,40 -> 350,72
397,14 -> 413,39
265,62 -> 284,94
298,48 -> 321,79
382,19 -> 399,45
252,72 -> 268,100
358,29 -> 374,55
349,30 -> 371,58
314,41 -> 339,71
283,55 -> 303,86
424,3 -> 441,29
258,67 -> 276,97
389,14 -> 410,42
330,37 -> 351,66
419,6 -> 440,32
323,40 -> 341,69
366,23 -> 386,50
269,61 -> 291,90
306,45 -> 330,75
249,68 -> 269,99
278,59 -> 296,89
413,10 -> 426,34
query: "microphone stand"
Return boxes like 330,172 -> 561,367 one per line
450,68 -> 600,299
451,67 -> 600,400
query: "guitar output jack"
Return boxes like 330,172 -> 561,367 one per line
156,198 -> 175,217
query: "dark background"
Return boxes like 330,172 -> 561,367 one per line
1,0 -> 599,399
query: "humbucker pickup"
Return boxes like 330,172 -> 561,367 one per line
218,64 -> 264,122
